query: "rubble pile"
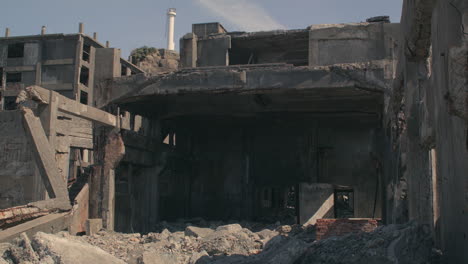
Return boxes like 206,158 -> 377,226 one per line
0,221 -> 433,264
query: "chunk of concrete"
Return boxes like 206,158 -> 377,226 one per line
215,224 -> 242,232
185,226 -> 214,238
32,232 -> 125,264
86,218 -> 103,236
256,229 -> 279,240
189,250 -> 209,264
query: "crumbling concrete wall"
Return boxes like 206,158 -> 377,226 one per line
0,111 -> 43,209
385,0 -> 468,262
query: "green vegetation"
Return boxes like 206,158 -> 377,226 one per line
130,46 -> 157,64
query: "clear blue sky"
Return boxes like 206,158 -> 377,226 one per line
1,0 -> 403,57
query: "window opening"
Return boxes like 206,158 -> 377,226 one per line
82,44 -> 91,62
80,90 -> 88,105
121,65 -> 127,76
6,72 -> 22,83
7,43 -> 24,58
79,66 -> 89,86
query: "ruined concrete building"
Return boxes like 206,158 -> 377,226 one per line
0,1 -> 467,263
0,24 -> 143,111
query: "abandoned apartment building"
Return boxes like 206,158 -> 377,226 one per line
0,0 -> 467,263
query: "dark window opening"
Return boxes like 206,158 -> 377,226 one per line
6,72 -> 22,83
80,90 -> 88,105
131,70 -> 137,75
82,44 -> 91,62
79,66 -> 89,86
4,96 -> 17,110
7,43 -> 25,58
334,189 -> 354,218
229,47 -> 256,65
0,67 -> 3,86
121,65 -> 127,76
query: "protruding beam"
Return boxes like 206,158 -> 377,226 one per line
21,86 -> 117,127
0,212 -> 69,243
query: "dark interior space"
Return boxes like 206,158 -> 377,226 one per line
114,91 -> 383,233
82,43 -> 91,62
229,30 -> 309,66
79,66 -> 89,86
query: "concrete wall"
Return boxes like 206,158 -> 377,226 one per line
196,35 -> 230,67
384,0 -> 468,263
0,111 -> 43,209
309,23 -> 399,66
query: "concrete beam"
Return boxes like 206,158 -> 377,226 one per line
22,86 -> 117,127
22,108 -> 69,199
0,213 -> 69,243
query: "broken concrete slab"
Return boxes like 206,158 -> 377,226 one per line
0,213 -> 69,243
185,226 -> 214,238
215,224 -> 243,232
31,232 -> 125,264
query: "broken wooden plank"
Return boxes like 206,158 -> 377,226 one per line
22,107 -> 69,199
0,212 -> 69,243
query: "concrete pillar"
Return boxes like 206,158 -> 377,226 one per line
180,33 -> 198,68
85,219 -> 103,236
4,28 -> 10,38
41,26 -> 46,35
78,22 -> 84,34
93,32 -> 98,40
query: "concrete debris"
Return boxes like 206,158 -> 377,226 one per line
295,221 -> 433,264
2,232 -> 125,264
0,221 -> 432,264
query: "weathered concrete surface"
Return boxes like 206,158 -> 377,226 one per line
31,232 -> 125,264
308,22 -> 399,66
299,183 -> 334,225
384,0 -> 468,263
0,111 -> 42,209
69,184 -> 89,235
22,107 -> 69,199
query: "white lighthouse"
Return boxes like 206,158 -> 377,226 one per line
166,8 -> 177,51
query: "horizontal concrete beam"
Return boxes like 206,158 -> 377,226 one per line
22,86 -> 117,127
43,59 -> 74,66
